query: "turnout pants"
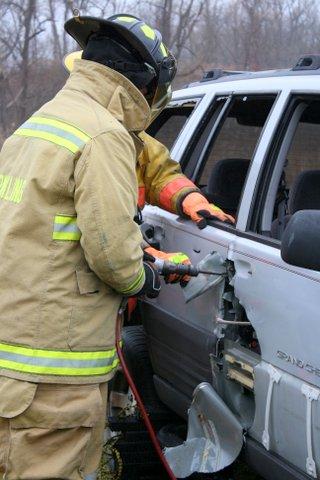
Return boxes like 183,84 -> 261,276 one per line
0,377 -> 107,479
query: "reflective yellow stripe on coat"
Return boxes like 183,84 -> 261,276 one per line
53,214 -> 81,241
0,342 -> 119,376
119,265 -> 145,296
14,116 -> 91,153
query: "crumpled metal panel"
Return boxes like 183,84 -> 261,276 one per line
183,252 -> 226,303
164,382 -> 243,477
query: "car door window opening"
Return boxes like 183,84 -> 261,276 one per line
185,95 -> 276,223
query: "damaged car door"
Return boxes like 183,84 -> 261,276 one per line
141,92 -> 278,475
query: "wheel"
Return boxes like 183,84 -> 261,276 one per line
107,325 -> 181,479
121,325 -> 166,412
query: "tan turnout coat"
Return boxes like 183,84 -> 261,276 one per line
0,59 -> 150,384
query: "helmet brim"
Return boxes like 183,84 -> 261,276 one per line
64,16 -> 157,71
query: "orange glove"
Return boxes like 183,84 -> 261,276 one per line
144,246 -> 191,285
182,192 -> 235,229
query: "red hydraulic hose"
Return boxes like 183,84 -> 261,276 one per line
115,309 -> 177,480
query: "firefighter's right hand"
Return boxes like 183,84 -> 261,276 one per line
136,262 -> 161,299
144,246 -> 191,285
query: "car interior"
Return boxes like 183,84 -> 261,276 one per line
150,95 -> 320,236
271,169 -> 320,239
201,158 -> 250,217
194,95 -> 276,222
265,99 -> 320,240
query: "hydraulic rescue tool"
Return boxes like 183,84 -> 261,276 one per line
152,258 -> 222,278
143,249 -> 223,278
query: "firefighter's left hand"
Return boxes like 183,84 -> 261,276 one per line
144,246 -> 191,285
182,192 -> 235,229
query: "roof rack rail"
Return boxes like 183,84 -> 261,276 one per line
292,54 -> 320,71
200,69 -> 248,82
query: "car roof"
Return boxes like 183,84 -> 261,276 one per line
172,55 -> 320,99
188,66 -> 320,88
173,70 -> 320,99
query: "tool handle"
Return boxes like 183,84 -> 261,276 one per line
154,259 -> 199,277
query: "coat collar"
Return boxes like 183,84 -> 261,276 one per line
64,59 -> 151,132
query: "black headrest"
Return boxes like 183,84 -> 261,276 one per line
289,170 -> 320,214
205,158 -> 250,212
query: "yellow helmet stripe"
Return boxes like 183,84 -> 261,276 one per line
160,42 -> 167,57
117,16 -> 136,23
141,24 -> 156,40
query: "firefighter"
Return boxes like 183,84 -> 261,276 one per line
64,50 -> 234,285
0,14 -> 178,479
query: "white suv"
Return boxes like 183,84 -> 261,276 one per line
126,55 -> 320,480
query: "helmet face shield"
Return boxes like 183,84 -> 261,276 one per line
146,50 -> 176,122
149,83 -> 172,124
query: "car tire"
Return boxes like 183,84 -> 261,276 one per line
122,325 -> 168,413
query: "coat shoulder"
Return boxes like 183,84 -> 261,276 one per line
35,91 -> 128,141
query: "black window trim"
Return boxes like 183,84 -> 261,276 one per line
191,95 -> 233,182
235,91 -> 281,228
179,92 -> 233,176
200,218 -> 282,249
169,94 -> 204,106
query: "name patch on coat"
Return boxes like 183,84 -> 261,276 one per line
0,174 -> 26,204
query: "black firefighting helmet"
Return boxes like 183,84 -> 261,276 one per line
64,14 -> 177,119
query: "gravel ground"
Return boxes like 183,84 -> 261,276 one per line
98,450 -> 264,480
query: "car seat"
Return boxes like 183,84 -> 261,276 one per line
271,169 -> 320,239
202,158 -> 250,216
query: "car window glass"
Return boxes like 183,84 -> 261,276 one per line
193,95 -> 276,221
258,97 -> 320,242
146,99 -> 200,151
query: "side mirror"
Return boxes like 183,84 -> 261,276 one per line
281,210 -> 320,271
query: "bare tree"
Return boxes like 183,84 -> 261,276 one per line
1,0 -> 320,143
0,1 -> 48,137
140,0 -> 206,60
